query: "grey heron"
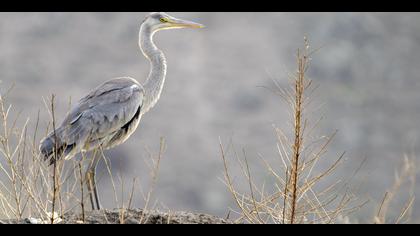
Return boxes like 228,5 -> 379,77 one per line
39,12 -> 204,210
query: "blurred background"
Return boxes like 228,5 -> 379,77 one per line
0,12 -> 419,222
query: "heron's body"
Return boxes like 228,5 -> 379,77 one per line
38,12 -> 203,209
40,77 -> 144,163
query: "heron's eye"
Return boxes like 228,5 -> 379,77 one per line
160,18 -> 168,23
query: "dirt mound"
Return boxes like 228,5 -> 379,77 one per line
1,209 -> 232,224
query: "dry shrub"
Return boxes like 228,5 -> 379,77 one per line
220,39 -> 364,224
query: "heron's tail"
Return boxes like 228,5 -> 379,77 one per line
39,133 -> 75,166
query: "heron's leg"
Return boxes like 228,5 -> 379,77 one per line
86,149 -> 102,210
91,166 -> 101,210
86,171 -> 96,210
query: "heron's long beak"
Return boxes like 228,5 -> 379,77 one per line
169,18 -> 205,29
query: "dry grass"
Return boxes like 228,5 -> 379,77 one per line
373,154 -> 416,224
219,39 -> 417,224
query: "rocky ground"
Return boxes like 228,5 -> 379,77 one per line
0,209 -> 233,224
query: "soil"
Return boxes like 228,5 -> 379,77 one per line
0,208 -> 233,224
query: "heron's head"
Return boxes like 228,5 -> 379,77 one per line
142,12 -> 204,32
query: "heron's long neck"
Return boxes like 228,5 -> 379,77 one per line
140,25 -> 167,114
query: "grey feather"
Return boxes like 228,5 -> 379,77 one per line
40,77 -> 144,163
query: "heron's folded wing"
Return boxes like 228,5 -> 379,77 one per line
58,78 -> 144,146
